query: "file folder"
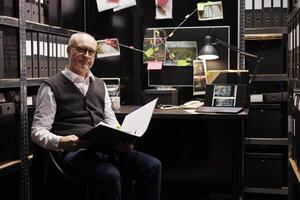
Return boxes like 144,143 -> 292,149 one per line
3,28 -> 18,78
0,31 -> 4,79
32,0 -> 39,23
26,31 -> 33,78
25,1 -> 32,22
263,0 -> 272,27
254,0 -> 263,28
282,0 -> 288,26
32,31 -> 39,78
245,0 -> 254,28
272,0 -> 282,27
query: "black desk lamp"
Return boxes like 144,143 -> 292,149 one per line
198,35 -> 264,85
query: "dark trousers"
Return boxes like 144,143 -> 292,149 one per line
56,149 -> 161,200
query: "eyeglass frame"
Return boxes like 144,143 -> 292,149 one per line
69,45 -> 97,56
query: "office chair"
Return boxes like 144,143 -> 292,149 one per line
48,151 -> 90,200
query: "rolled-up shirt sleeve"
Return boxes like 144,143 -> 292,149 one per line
103,84 -> 120,127
31,83 -> 62,151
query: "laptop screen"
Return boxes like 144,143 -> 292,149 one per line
204,84 -> 247,107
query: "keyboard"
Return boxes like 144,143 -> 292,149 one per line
196,106 -> 243,114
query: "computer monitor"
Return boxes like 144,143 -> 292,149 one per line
144,26 -> 230,89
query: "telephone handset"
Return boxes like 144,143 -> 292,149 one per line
181,100 -> 203,109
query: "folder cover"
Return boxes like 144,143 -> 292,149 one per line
272,0 -> 282,27
245,0 -> 253,28
80,98 -> 158,152
263,0 -> 272,27
254,0 -> 263,28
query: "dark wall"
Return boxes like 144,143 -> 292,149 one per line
86,0 -> 239,104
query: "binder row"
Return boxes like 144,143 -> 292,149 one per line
26,31 -> 69,78
245,0 -> 289,28
287,11 -> 299,79
0,27 -> 19,79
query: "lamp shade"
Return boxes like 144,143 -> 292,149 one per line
198,35 -> 219,60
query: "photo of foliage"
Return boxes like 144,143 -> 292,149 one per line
165,41 -> 198,66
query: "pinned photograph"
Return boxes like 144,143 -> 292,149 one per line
164,41 -> 198,66
155,0 -> 173,20
193,60 -> 207,95
143,29 -> 167,63
197,1 -> 223,21
96,38 -> 120,58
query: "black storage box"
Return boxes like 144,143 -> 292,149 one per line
244,152 -> 284,188
247,104 -> 283,137
0,102 -> 15,115
0,114 -> 18,163
143,89 -> 178,105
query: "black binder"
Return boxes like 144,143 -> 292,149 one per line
25,1 -> 32,22
254,0 -> 263,28
263,0 -> 272,27
272,0 -> 282,27
32,0 -> 39,23
245,0 -> 254,28
32,31 -> 39,78
26,31 -> 33,78
0,0 -> 17,17
282,0 -> 288,26
3,28 -> 18,78
0,31 -> 4,79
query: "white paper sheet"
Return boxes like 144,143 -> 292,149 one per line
121,98 -> 158,136
96,0 -> 119,12
113,0 -> 137,12
155,0 -> 173,20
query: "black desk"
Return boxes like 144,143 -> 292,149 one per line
115,106 -> 248,200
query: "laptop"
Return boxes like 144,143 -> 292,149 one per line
196,84 -> 247,114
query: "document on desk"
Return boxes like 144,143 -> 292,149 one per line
80,98 -> 158,152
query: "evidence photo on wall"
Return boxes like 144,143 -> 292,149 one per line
96,38 -> 120,58
143,28 -> 167,63
164,41 -> 198,66
212,85 -> 237,107
197,1 -> 223,21
193,60 -> 207,95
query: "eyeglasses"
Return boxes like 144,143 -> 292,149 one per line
70,45 -> 97,56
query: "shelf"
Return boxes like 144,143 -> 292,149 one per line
0,79 -> 20,88
245,27 -> 288,35
0,15 -> 79,36
245,33 -> 283,41
250,74 -> 288,82
0,154 -> 33,176
25,21 -> 78,36
289,158 -> 300,183
27,77 -> 49,87
244,138 -> 288,146
244,187 -> 288,195
0,15 -> 19,28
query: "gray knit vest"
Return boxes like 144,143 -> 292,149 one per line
44,72 -> 105,137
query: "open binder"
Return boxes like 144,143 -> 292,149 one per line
80,98 -> 158,152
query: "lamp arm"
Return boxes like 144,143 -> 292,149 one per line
213,38 -> 264,85
215,39 -> 261,59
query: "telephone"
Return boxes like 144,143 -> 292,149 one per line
181,100 -> 203,109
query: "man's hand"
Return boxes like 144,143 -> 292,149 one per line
58,135 -> 90,151
114,142 -> 134,153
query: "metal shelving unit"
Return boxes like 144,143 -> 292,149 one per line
0,1 -> 86,200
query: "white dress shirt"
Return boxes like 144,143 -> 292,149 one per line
31,67 -> 119,151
